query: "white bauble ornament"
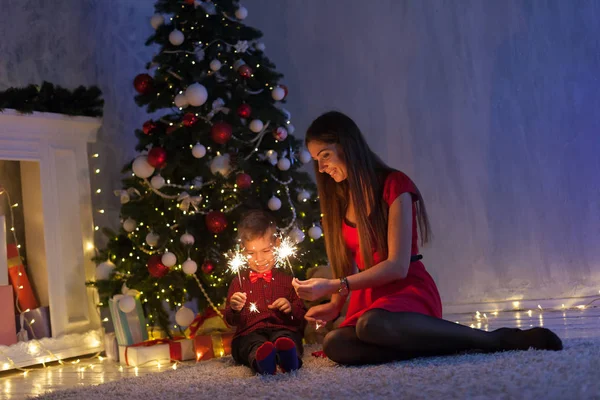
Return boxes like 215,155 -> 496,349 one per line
161,252 -> 177,267
277,157 -> 291,171
180,232 -> 195,246
271,87 -> 285,101
182,258 -> 198,275
192,143 -> 207,158
123,218 -> 137,233
175,306 -> 195,327
150,14 -> 165,30
169,29 -> 185,46
210,154 -> 231,176
209,59 -> 222,71
287,123 -> 295,134
185,83 -> 208,106
132,156 -> 155,178
299,149 -> 312,164
95,260 -> 116,281
151,175 -> 166,189
146,232 -> 160,247
249,119 -> 264,133
254,42 -> 266,51
289,227 -> 305,244
118,295 -> 136,313
235,6 -> 248,20
174,93 -> 189,108
308,226 -> 323,240
233,59 -> 246,70
297,190 -> 310,202
268,196 -> 282,211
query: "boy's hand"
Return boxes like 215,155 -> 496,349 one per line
268,298 -> 292,314
230,292 -> 247,311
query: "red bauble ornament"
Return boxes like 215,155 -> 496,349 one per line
201,260 -> 215,274
134,73 -> 154,95
205,211 -> 227,234
147,254 -> 169,278
237,104 -> 252,119
273,126 -> 288,141
236,173 -> 252,189
142,120 -> 157,135
211,121 -> 232,144
280,84 -> 288,97
183,112 -> 198,127
184,0 -> 195,4
238,65 -> 252,78
147,147 -> 167,169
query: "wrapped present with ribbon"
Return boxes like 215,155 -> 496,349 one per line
119,337 -> 195,366
15,306 -> 52,341
186,307 -> 234,362
104,331 -> 119,362
194,332 -> 233,361
109,295 -> 148,346
185,306 -> 231,338
7,243 -> 39,312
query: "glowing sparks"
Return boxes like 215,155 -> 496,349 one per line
226,246 -> 248,286
273,235 -> 298,276
249,302 -> 260,313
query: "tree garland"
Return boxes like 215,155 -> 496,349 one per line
0,81 -> 103,117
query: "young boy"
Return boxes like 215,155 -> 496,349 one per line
225,209 -> 306,375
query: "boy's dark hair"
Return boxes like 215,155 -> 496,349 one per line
237,209 -> 277,243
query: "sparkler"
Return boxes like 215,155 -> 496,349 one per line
273,234 -> 298,277
226,245 -> 248,287
249,302 -> 260,313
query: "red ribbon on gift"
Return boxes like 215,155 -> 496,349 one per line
186,307 -> 231,338
124,336 -> 186,366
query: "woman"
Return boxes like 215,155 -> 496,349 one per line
292,111 -> 562,365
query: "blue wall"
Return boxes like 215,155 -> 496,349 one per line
2,0 -> 598,311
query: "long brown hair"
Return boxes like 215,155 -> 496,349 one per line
306,111 -> 431,278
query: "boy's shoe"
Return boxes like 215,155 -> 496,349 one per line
274,337 -> 299,372
254,341 -> 277,375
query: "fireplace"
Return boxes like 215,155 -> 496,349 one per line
0,109 -> 103,370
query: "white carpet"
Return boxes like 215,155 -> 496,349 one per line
32,338 -> 600,400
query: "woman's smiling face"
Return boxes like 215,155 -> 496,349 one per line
307,141 -> 348,182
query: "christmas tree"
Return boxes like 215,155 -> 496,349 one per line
90,0 -> 327,334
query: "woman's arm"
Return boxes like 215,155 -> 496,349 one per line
345,192 -> 413,289
293,192 -> 413,300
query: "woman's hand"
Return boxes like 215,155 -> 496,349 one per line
305,302 -> 341,326
292,278 -> 338,301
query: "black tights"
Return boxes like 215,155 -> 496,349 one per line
323,310 -> 563,366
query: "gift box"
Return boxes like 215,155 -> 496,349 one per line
194,332 -> 233,361
119,337 -> 195,365
119,342 -> 170,366
15,306 -> 52,341
109,295 -> 148,346
0,285 -> 17,346
169,338 -> 195,361
104,332 -> 119,362
7,244 -> 39,311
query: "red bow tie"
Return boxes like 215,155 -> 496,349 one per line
249,270 -> 272,283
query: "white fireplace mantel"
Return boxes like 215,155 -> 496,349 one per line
0,109 -> 104,369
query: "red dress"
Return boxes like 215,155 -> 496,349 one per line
339,171 -> 443,328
